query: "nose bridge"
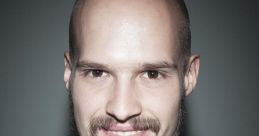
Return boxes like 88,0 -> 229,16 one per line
106,74 -> 141,121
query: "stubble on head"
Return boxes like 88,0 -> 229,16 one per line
69,0 -> 191,73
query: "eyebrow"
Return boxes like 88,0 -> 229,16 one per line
76,61 -> 178,71
76,61 -> 110,70
141,61 -> 178,70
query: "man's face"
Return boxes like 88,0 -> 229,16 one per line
64,0 -> 199,136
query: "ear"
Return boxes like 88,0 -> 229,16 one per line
64,51 -> 72,90
184,54 -> 200,96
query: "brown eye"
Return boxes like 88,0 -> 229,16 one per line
147,70 -> 159,79
91,70 -> 104,77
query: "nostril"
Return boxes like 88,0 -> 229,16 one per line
105,98 -> 142,122
106,108 -> 142,123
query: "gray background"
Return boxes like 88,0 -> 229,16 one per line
0,0 -> 258,136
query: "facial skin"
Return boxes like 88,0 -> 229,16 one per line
64,0 -> 200,136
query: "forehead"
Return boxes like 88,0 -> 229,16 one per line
74,0 -> 182,66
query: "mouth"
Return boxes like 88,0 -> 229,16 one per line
102,130 -> 146,136
89,117 -> 160,136
98,125 -> 154,136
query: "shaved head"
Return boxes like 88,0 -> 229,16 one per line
69,0 -> 191,73
64,0 -> 198,136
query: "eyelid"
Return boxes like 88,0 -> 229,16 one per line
80,68 -> 109,77
141,70 -> 167,79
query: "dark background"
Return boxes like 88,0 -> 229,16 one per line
0,0 -> 258,136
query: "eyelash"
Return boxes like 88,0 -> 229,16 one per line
80,69 -> 168,79
81,69 -> 107,78
142,70 -> 167,79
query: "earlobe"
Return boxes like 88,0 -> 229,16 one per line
184,54 -> 200,96
64,51 -> 72,90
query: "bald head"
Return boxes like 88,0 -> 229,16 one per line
69,0 -> 190,72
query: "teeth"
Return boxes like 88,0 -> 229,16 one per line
108,130 -> 142,136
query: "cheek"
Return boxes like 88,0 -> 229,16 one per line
71,73 -> 112,130
139,78 -> 181,133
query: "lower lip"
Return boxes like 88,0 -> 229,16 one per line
99,129 -> 149,136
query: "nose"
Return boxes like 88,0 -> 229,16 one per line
106,79 -> 142,122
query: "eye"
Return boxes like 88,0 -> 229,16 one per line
83,69 -> 107,78
91,69 -> 104,77
143,70 -> 161,79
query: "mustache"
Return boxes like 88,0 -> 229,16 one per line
89,116 -> 161,135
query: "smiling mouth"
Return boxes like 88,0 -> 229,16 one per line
89,117 -> 160,136
99,128 -> 150,136
105,130 -> 145,136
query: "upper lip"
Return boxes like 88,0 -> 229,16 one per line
105,123 -> 136,132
